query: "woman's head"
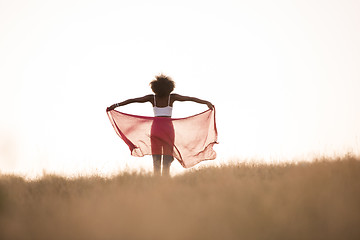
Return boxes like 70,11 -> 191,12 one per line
150,74 -> 175,97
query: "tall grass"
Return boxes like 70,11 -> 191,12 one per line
1,156 -> 360,240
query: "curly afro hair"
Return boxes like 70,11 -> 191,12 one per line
149,74 -> 175,97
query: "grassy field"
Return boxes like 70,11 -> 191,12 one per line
1,156 -> 360,240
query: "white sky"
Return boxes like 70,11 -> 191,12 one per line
1,0 -> 360,178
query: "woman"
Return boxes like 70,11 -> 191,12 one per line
107,74 -> 214,176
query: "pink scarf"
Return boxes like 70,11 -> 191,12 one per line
107,108 -> 218,168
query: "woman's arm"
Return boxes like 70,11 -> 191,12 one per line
172,94 -> 214,109
107,95 -> 152,111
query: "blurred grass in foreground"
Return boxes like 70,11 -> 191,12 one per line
1,156 -> 360,240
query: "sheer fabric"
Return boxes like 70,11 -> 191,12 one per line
107,108 -> 218,168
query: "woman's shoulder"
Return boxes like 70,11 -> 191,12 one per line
130,94 -> 153,103
171,93 -> 189,101
144,94 -> 154,102
171,93 -> 181,99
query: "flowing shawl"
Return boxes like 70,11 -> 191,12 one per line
107,108 -> 218,168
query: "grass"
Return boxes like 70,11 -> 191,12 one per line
1,156 -> 360,240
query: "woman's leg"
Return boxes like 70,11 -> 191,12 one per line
162,155 -> 174,176
152,155 -> 161,176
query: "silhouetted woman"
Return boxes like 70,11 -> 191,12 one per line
107,74 -> 213,176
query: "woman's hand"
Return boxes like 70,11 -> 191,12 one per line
107,104 -> 116,111
206,102 -> 214,110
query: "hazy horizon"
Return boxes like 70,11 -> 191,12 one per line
1,0 -> 360,177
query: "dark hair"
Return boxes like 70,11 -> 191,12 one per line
149,74 -> 175,97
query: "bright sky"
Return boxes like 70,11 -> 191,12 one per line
1,0 -> 360,178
